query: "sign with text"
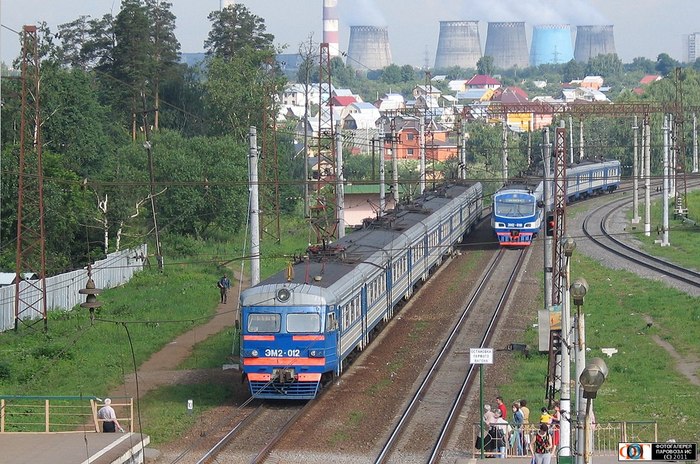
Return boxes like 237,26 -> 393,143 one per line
470,348 -> 493,364
618,442 -> 697,461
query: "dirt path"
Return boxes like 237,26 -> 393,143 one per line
108,271 -> 246,400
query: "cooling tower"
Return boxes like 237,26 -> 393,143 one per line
530,24 -> 574,66
574,25 -> 616,62
347,25 -> 393,70
323,0 -> 340,57
434,20 -> 482,69
484,22 -> 529,69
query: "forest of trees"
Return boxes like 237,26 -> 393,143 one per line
2,0 -> 700,275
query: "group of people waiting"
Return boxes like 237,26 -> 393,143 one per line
478,396 -> 562,463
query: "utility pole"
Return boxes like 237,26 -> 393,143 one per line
336,121 -> 345,239
693,113 -> 699,173
260,59 -> 282,244
543,128 -> 552,311
419,115 -> 426,194
644,115 -> 652,237
14,25 -> 48,331
661,116 -> 670,247
693,114 -> 699,173
632,116 -> 640,223
310,42 -> 338,245
502,120 -> 508,183
249,127 -> 261,286
141,92 -> 163,271
379,127 -> 386,216
390,118 -> 399,206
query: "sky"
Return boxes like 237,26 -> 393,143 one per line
1,0 -> 700,67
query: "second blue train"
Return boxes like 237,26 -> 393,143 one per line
491,160 -> 621,246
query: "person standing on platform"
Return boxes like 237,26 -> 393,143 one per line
496,395 -> 508,420
97,398 -> 124,433
520,398 -> 531,450
531,423 -> 553,464
511,401 -> 525,455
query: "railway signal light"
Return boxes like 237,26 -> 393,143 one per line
546,213 -> 555,237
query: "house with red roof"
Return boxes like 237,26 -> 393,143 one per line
466,74 -> 501,90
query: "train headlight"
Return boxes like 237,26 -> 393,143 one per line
309,349 -> 325,357
276,288 -> 291,302
250,349 -> 259,357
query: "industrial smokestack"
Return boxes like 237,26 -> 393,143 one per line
484,22 -> 529,70
323,0 -> 340,57
574,25 -> 616,63
347,25 -> 392,70
530,24 -> 574,66
434,20 -> 482,70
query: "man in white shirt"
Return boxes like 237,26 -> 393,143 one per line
97,398 -> 124,433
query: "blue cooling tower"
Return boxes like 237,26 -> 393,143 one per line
530,24 -> 574,66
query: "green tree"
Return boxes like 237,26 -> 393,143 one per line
144,0 -> 181,130
625,56 -> 656,74
204,4 -> 274,60
562,59 -> 586,82
586,53 -> 623,78
54,16 -> 92,68
203,51 -> 284,141
39,63 -> 115,177
477,56 -> 495,76
655,53 -> 680,77
107,0 -> 153,128
381,64 -> 402,84
401,64 -> 415,82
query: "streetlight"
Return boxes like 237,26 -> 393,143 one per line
571,277 -> 588,464
579,358 -> 608,464
560,236 -> 576,461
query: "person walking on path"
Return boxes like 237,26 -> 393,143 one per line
218,274 -> 231,303
531,423 -> 553,464
97,398 -> 124,433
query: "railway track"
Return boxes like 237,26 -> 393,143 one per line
581,188 -> 700,296
193,401 -> 308,463
374,247 -> 529,464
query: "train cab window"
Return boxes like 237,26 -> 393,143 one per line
287,313 -> 321,333
248,313 -> 280,333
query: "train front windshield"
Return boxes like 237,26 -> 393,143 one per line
494,194 -> 536,218
246,312 -> 321,333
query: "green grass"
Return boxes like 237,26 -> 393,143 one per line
628,190 -> 700,270
499,252 -> 700,443
0,216 -> 312,437
136,383 -> 234,445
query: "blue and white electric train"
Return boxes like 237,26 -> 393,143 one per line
492,160 -> 621,246
239,181 -> 483,399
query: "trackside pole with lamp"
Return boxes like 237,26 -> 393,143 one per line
470,347 -> 493,459
570,277 -> 589,464
579,358 -> 608,464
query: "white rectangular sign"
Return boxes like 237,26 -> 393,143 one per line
470,348 -> 493,364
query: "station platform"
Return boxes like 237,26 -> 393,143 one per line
0,432 -> 150,464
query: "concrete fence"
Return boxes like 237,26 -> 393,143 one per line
0,245 -> 147,333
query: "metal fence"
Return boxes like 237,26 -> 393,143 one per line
0,395 -> 134,433
0,245 -> 147,333
472,420 -> 658,458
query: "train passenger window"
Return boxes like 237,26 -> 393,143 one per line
326,312 -> 338,331
248,313 -> 280,333
287,313 -> 321,333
